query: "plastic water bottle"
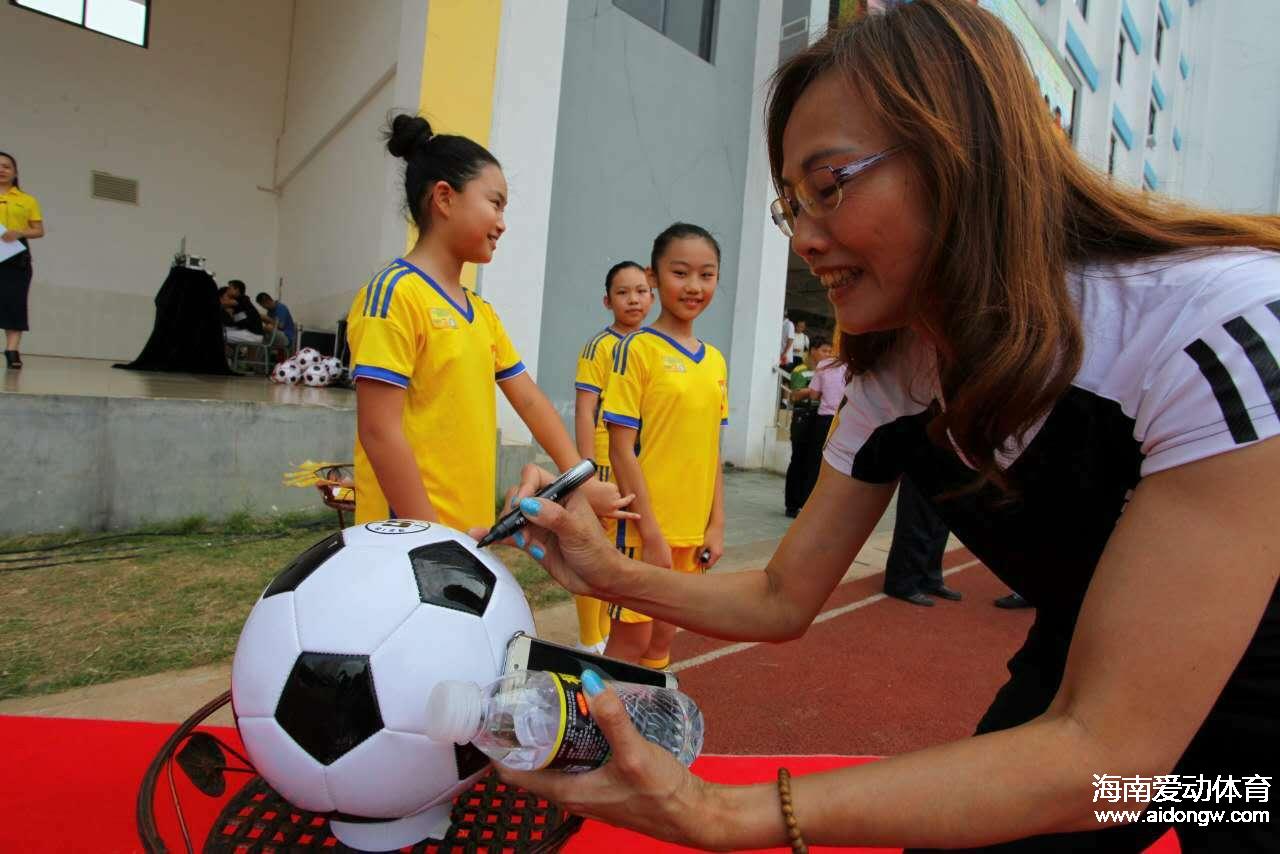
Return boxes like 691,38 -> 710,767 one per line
425,670 -> 704,772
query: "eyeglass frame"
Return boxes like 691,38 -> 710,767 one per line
769,145 -> 904,237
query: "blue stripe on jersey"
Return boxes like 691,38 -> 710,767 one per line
602,411 -> 640,429
575,382 -> 602,394
584,329 -> 610,359
378,267 -> 411,318
396,257 -> 475,323
642,326 -> 705,363
352,364 -> 410,388
362,265 -> 393,316
365,264 -> 399,317
721,418 -> 729,426
615,518 -> 627,549
496,361 -> 527,382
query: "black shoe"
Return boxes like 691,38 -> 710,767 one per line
784,508 -> 799,518
922,583 -> 962,601
994,593 -> 1032,609
887,590 -> 934,607
3,350 -> 20,370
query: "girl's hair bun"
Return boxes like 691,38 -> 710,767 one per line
386,114 -> 434,159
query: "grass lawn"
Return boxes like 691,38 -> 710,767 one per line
0,512 -> 567,702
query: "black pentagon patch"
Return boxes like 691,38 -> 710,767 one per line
409,541 -> 496,617
275,652 -> 383,765
263,532 -> 344,598
454,741 -> 490,779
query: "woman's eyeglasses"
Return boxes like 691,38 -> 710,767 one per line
769,146 -> 902,237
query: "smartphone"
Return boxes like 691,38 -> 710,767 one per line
503,631 -> 679,690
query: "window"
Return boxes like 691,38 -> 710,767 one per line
1155,16 -> 1165,63
1076,0 -> 1089,19
11,0 -> 149,47
1148,101 -> 1157,136
1108,134 -> 1118,175
1116,32 -> 1126,84
614,0 -> 717,62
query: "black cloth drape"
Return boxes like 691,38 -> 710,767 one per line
114,266 -> 236,375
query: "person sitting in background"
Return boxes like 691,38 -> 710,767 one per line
219,286 -> 265,344
256,292 -> 296,348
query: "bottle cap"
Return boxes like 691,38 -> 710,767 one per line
425,680 -> 483,744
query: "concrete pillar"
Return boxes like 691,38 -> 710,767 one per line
724,0 -> 792,469
479,0 -> 570,443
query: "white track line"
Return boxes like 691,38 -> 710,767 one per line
670,559 -> 981,674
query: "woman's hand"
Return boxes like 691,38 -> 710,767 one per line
700,524 -> 724,570
496,671 -> 716,848
469,466 -> 626,598
1,229 -> 20,243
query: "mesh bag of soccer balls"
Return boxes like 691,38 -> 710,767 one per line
271,347 -> 346,387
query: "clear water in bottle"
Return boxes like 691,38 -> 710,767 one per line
426,670 -> 704,773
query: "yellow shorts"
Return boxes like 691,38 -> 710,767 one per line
607,545 -> 705,624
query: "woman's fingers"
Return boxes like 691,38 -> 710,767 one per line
581,672 -> 651,761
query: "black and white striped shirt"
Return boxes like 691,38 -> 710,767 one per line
825,248 -> 1280,617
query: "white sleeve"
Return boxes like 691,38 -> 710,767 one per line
823,357 -> 931,483
1138,268 -> 1280,477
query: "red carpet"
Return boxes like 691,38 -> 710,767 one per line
0,715 -> 1178,853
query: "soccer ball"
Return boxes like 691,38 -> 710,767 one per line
302,363 -> 329,387
323,357 -> 344,381
295,347 -> 321,369
272,360 -> 302,385
230,522 -> 535,850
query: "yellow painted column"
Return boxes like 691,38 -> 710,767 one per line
409,0 -> 504,288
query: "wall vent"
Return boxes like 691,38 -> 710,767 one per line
91,171 -> 139,205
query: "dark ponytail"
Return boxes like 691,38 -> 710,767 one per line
604,260 -> 644,295
0,151 -> 18,188
650,222 -> 721,270
385,114 -> 500,231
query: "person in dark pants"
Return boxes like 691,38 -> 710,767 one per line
783,343 -> 817,517
786,337 -> 836,515
883,476 -> 962,606
0,151 -> 45,369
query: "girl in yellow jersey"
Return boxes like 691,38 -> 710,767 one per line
0,152 -> 46,370
347,114 -> 631,532
600,223 -> 728,666
572,261 -> 654,653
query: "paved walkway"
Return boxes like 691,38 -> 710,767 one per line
0,468 -> 907,727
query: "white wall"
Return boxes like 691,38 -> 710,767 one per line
0,0 -> 290,360
272,0 -> 411,335
1173,0 -> 1280,214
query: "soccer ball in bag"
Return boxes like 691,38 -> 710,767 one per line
295,347 -> 321,369
230,522 -> 535,851
302,363 -> 330,387
272,360 -> 302,385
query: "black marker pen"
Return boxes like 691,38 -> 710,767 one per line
475,459 -> 597,548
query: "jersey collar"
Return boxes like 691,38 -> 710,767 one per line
642,326 -> 705,363
396,257 -> 474,324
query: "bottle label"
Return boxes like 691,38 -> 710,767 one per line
540,672 -> 611,772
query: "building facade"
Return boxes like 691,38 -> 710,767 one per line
3,0 -> 1276,473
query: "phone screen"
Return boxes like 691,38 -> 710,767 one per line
508,634 -> 676,689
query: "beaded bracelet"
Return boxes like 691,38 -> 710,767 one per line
777,767 -> 809,854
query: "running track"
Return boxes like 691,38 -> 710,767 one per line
669,549 -> 1031,756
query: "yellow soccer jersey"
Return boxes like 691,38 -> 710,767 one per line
574,327 -> 624,482
602,328 -> 728,548
346,259 -> 525,529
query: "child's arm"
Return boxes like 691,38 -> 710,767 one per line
573,389 -> 599,462
502,373 -> 635,519
608,424 -> 671,568
700,455 -> 726,569
501,372 -> 581,471
355,380 -> 438,521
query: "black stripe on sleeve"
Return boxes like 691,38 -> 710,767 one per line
1223,316 -> 1280,419
1268,299 -> 1280,323
1184,338 -> 1259,444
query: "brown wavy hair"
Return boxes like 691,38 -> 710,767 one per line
766,0 -> 1280,490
